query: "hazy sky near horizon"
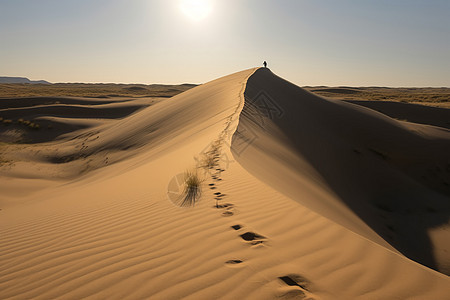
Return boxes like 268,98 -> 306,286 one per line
1,0 -> 449,86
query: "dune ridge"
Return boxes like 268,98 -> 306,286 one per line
234,68 -> 450,274
1,68 -> 449,299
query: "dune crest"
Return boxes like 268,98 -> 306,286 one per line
234,68 -> 450,274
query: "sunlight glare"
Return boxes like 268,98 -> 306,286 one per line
180,0 -> 213,21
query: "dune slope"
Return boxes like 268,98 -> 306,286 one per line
233,67 -> 450,274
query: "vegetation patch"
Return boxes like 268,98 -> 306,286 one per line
179,170 -> 202,207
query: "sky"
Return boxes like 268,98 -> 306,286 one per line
1,0 -> 449,86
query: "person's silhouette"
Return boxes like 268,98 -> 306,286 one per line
263,61 -> 267,68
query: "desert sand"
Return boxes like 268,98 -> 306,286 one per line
1,68 -> 450,299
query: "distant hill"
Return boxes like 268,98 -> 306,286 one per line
0,76 -> 51,84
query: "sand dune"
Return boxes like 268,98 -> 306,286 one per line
1,68 -> 449,299
0,97 -> 155,143
0,102 -> 146,120
0,97 -> 133,109
235,68 -> 450,273
0,83 -> 195,98
346,100 -> 450,130
306,86 -> 450,109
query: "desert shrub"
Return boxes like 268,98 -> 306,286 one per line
201,155 -> 217,169
180,170 -> 202,207
199,140 -> 222,170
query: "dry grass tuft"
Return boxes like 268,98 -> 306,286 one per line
179,170 -> 202,207
199,140 -> 222,170
201,155 -> 217,170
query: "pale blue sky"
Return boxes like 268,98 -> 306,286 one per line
1,0 -> 449,86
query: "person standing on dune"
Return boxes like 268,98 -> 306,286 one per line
263,61 -> 267,68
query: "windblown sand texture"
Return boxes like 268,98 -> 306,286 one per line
1,68 -> 449,299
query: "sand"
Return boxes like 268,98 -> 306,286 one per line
1,68 -> 449,299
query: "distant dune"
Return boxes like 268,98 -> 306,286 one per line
0,76 -> 50,84
0,82 -> 195,98
311,87 -> 362,94
306,86 -> 450,108
1,68 -> 449,299
345,100 -> 450,129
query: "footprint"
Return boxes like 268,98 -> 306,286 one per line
222,211 -> 234,217
225,259 -> 245,268
240,232 -> 267,243
231,224 -> 242,230
225,259 -> 243,264
208,183 -> 215,186
215,203 -> 234,209
210,187 -> 217,190
278,275 -> 310,291
277,275 -> 316,299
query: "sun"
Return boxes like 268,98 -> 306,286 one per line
179,0 -> 213,21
